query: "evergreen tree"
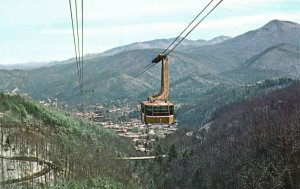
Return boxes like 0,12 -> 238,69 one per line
190,168 -> 207,189
280,169 -> 294,189
167,144 -> 177,162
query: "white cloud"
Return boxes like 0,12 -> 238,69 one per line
223,0 -> 286,7
199,12 -> 300,29
42,10 -> 300,39
42,22 -> 184,35
84,0 -> 211,20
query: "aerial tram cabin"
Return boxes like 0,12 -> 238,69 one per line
141,54 -> 174,124
141,101 -> 174,124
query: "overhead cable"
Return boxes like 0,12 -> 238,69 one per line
68,0 -> 80,84
68,0 -> 84,92
162,0 -> 215,55
132,0 -> 223,79
165,0 -> 223,56
81,0 -> 84,91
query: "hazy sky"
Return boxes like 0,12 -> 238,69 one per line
0,0 -> 299,64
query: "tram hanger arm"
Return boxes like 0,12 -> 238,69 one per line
152,54 -> 167,63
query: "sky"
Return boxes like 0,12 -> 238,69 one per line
0,0 -> 299,65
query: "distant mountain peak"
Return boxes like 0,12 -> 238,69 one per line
206,35 -> 231,45
262,19 -> 299,31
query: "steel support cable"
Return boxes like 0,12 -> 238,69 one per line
132,63 -> 154,78
68,0 -> 80,84
132,57 -> 161,78
133,63 -> 156,79
134,0 -> 215,78
81,0 -> 84,92
69,0 -> 84,93
131,56 -> 160,78
74,0 -> 82,91
165,0 -> 223,56
139,63 -> 156,75
132,0 -> 223,79
162,0 -> 215,55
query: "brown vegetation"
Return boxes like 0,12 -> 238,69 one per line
139,83 -> 300,189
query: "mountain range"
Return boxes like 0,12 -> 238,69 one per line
102,35 -> 231,56
185,19 -> 300,67
0,19 -> 299,118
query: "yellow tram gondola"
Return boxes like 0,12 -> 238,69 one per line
140,54 -> 174,124
141,101 -> 174,124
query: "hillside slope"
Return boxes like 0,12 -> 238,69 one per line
245,43 -> 300,77
0,94 -> 135,188
0,49 -> 223,104
139,82 -> 300,189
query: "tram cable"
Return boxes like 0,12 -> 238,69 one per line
81,0 -> 84,91
74,0 -> 81,88
161,0 -> 214,55
132,63 -> 156,79
133,63 -> 156,79
68,0 -> 84,92
68,0 -> 80,84
132,0 -> 223,79
165,0 -> 223,56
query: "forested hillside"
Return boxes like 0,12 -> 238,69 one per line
137,83 -> 300,189
0,94 -> 136,188
177,78 -> 296,127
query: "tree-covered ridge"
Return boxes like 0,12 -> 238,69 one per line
0,94 -> 136,188
177,78 -> 295,127
138,82 -> 300,189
